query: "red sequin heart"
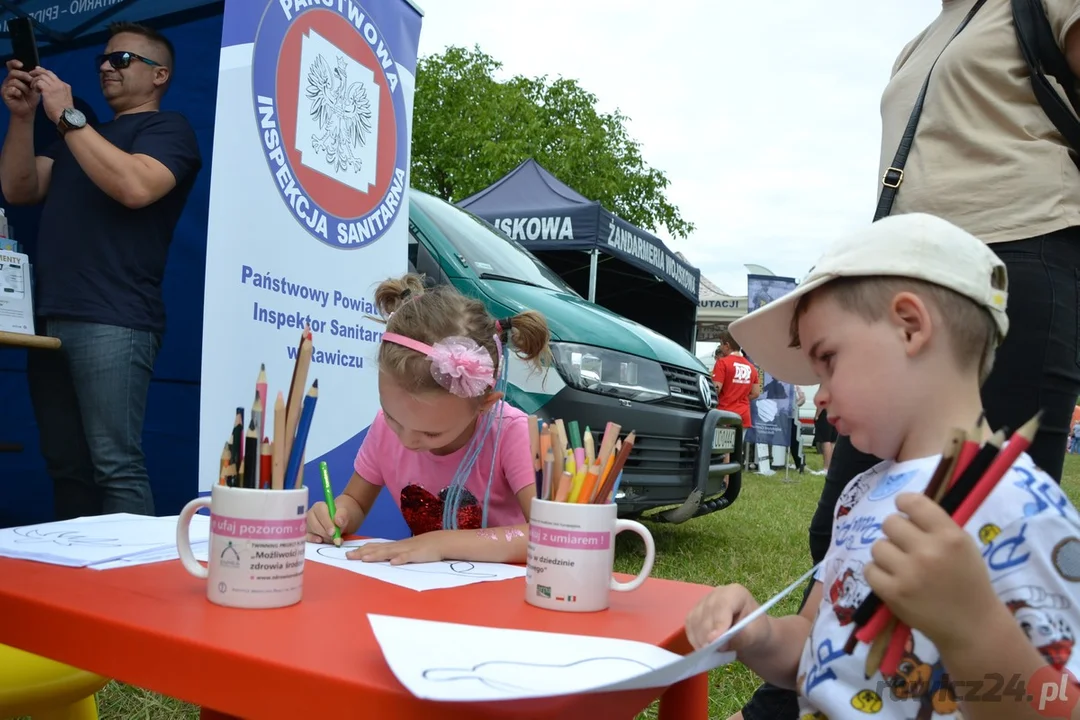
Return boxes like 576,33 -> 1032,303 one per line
399,485 -> 482,536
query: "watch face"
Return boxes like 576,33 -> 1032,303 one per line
63,108 -> 86,127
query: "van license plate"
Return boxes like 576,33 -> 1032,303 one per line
713,427 -> 736,452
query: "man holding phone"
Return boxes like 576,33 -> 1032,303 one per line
0,21 -> 202,520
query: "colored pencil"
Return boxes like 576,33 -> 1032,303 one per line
950,411 -> 985,484
231,408 -> 244,476
539,423 -> 551,469
285,329 -> 305,417
577,464 -> 602,504
865,616 -> 895,679
595,452 -> 616,502
222,463 -> 237,489
850,427 -> 1006,638
608,470 -> 625,502
554,419 -> 568,456
219,441 -> 231,486
596,422 -> 620,464
243,419 -> 258,489
542,450 -> 555,501
259,438 -> 272,489
594,432 -> 635,503
272,391 -> 287,490
284,329 -> 313,466
319,460 -> 342,546
950,412 -> 1040,524
285,380 -> 319,489
589,423 -> 621,501
255,363 -> 268,442
851,413 -> 1039,669
554,471 -> 572,502
862,427 -> 965,674
528,414 -> 541,472
874,428 -> 967,675
567,420 -> 582,450
548,425 -> 564,485
250,390 -> 262,451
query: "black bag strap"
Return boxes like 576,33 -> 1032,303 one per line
875,0 -> 988,222
1012,0 -> 1080,171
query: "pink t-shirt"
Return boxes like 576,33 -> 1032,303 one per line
353,401 -> 535,536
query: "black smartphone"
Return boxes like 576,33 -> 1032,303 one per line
8,17 -> 39,71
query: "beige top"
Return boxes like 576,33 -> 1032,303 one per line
880,0 -> 1080,243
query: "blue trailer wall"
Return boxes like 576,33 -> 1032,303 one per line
0,10 -> 222,526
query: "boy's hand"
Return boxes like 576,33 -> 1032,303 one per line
305,500 -> 350,544
685,584 -> 770,653
864,492 -> 1000,650
347,531 -> 446,565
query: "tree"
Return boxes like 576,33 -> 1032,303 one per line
410,45 -> 694,239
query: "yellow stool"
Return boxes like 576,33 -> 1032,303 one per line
0,644 -> 109,720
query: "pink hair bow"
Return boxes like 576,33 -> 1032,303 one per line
382,333 -> 495,398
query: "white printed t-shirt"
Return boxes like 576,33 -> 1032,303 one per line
796,452 -> 1080,719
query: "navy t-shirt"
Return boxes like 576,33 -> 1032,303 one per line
35,110 -> 202,334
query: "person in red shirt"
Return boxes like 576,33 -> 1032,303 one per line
712,330 -> 760,464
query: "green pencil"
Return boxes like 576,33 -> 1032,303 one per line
567,420 -> 582,450
318,461 -> 342,546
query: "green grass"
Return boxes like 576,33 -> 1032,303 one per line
65,453 -> 1080,719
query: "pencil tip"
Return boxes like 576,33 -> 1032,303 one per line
1020,410 -> 1043,438
260,362 -> 266,370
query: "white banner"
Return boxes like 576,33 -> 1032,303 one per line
199,0 -> 423,494
745,274 -> 798,448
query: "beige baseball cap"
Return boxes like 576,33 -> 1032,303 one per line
728,213 -> 1009,385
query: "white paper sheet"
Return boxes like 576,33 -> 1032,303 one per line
367,561 -> 822,702
368,614 -> 688,701
89,540 -> 209,570
304,539 -> 527,591
0,513 -> 210,568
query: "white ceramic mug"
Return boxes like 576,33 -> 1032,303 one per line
176,485 -> 309,609
525,498 -> 656,613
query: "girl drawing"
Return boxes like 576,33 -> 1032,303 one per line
305,273 -> 550,565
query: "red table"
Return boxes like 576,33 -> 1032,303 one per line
0,554 -> 714,719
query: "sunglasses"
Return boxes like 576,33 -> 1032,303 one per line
96,51 -> 161,70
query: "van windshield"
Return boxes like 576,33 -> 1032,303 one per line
410,191 -> 579,296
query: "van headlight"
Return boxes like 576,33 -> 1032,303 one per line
549,342 -> 669,403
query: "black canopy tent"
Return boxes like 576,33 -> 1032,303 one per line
457,159 -> 701,350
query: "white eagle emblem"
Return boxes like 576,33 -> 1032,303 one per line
305,54 -> 374,174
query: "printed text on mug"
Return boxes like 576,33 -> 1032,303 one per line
211,514 -> 306,540
529,525 -> 610,550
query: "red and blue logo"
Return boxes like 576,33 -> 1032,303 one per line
251,1 -> 408,249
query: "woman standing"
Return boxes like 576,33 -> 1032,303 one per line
812,407 -> 837,476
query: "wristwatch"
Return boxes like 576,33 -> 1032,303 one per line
57,107 -> 87,135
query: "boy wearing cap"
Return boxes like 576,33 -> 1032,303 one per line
686,213 -> 1080,719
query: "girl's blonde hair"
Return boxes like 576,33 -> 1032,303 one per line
374,273 -> 551,396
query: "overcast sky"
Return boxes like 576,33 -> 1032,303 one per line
414,0 -> 943,296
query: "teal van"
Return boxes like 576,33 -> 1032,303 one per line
406,189 -> 743,522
